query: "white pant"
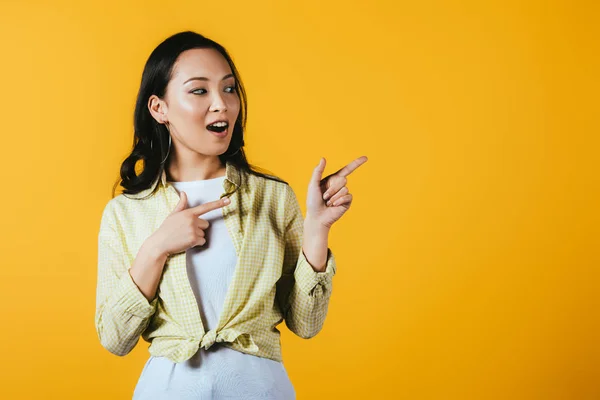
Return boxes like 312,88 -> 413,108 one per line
132,345 -> 296,400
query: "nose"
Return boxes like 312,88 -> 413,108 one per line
209,91 -> 227,113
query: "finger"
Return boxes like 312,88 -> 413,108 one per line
335,156 -> 368,178
170,191 -> 188,215
331,193 -> 353,207
195,225 -> 206,237
326,186 -> 349,205
311,157 -> 327,186
195,236 -> 207,247
189,197 -> 230,216
323,178 -> 347,201
196,218 -> 210,230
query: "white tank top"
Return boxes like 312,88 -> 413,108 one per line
132,175 -> 296,400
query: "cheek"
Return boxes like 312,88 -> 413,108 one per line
228,97 -> 241,115
178,99 -> 208,123
178,96 -> 198,111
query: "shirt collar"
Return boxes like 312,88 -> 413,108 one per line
124,159 -> 242,200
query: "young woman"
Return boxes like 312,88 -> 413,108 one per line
95,30 -> 367,399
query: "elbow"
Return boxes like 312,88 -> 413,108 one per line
296,330 -> 319,339
97,330 -> 135,357
95,313 -> 136,357
283,302 -> 328,339
294,326 -> 322,339
101,335 -> 132,356
286,319 -> 323,339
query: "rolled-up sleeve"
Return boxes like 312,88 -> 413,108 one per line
95,203 -> 158,356
276,184 -> 336,339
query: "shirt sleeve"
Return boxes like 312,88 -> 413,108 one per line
275,184 -> 337,339
95,202 -> 158,356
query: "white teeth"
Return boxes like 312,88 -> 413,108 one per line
209,121 -> 227,127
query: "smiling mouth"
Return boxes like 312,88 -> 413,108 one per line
206,122 -> 229,133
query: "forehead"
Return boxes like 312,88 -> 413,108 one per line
172,48 -> 232,82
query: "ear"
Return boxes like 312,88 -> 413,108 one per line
148,95 -> 168,124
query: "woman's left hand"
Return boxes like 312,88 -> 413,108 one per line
306,156 -> 368,229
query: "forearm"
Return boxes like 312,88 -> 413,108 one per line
95,234 -> 165,356
129,235 -> 168,302
282,215 -> 335,338
302,215 -> 330,272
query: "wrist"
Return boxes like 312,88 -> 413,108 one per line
143,234 -> 169,261
304,214 -> 331,234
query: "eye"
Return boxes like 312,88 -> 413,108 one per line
191,86 -> 236,95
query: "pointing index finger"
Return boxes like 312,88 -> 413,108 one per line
336,156 -> 368,177
189,197 -> 230,216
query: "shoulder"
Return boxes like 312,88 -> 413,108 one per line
244,170 -> 291,198
100,189 -> 158,231
243,172 -> 298,223
99,195 -> 127,232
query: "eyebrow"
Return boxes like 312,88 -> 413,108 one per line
183,73 -> 235,84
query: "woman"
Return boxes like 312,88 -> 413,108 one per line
95,30 -> 367,399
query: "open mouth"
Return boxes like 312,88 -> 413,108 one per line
206,121 -> 229,133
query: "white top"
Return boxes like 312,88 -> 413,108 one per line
133,175 -> 296,400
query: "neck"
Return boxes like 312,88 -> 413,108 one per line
166,156 -> 226,182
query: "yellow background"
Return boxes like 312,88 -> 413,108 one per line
0,0 -> 598,398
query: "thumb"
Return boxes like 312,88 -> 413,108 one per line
311,157 -> 326,185
170,191 -> 188,215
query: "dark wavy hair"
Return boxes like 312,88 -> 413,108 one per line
112,30 -> 287,199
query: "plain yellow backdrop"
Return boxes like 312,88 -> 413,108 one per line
0,0 -> 598,398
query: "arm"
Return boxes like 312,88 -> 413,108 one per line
95,203 -> 163,356
276,185 -> 337,339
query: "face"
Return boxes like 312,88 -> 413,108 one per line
149,48 -> 241,159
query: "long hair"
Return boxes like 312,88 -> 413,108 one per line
111,31 -> 287,199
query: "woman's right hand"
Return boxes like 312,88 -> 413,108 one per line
149,191 -> 231,257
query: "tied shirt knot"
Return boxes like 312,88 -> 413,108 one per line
198,328 -> 259,353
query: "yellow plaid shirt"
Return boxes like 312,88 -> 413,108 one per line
95,160 -> 337,363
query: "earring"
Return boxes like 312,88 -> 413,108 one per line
160,135 -> 172,164
150,122 -> 172,164
227,146 -> 242,156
